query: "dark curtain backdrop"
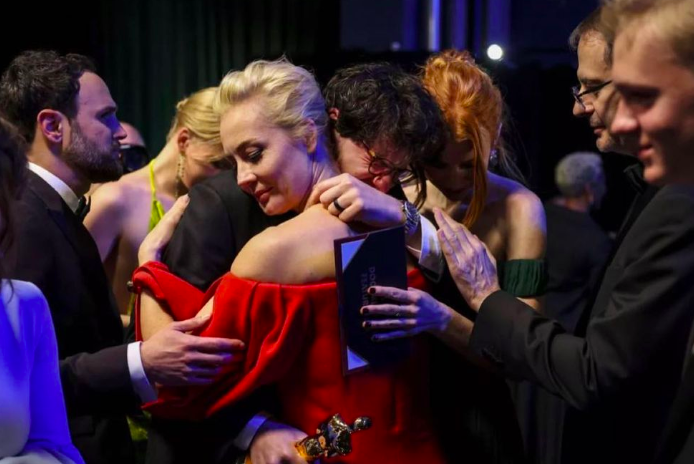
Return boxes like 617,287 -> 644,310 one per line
1,0 -> 633,232
90,0 -> 339,152
0,0 -> 338,153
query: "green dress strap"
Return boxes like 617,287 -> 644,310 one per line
147,160 -> 166,232
127,160 -> 167,445
129,161 -> 168,317
497,259 -> 547,298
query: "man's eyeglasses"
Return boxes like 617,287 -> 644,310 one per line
364,143 -> 414,184
120,144 -> 150,173
572,80 -> 613,110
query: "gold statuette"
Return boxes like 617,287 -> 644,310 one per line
295,414 -> 372,461
242,414 -> 372,464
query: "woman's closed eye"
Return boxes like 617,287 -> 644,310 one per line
247,148 -> 264,163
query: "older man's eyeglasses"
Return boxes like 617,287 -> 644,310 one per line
572,80 -> 613,110
364,143 -> 414,184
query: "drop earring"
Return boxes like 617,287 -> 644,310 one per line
489,149 -> 499,168
175,153 -> 185,199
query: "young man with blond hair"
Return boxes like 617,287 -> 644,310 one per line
602,1 -> 694,462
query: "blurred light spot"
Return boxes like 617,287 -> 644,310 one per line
487,44 -> 504,61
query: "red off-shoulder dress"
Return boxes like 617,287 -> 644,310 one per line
133,261 -> 446,463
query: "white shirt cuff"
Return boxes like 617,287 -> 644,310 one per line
127,342 -> 158,403
233,412 -> 272,450
407,216 -> 444,279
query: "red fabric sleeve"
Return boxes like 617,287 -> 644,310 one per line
132,262 -> 315,420
131,261 -> 211,341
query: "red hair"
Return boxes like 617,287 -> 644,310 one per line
422,50 -> 504,227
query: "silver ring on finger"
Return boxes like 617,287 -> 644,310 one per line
333,198 -> 346,213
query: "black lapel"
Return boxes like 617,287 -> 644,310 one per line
25,171 -> 94,263
574,183 -> 660,335
25,171 -> 122,335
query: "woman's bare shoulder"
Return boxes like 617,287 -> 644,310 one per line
90,170 -> 151,211
231,205 -> 354,283
486,173 -> 546,259
487,173 -> 543,224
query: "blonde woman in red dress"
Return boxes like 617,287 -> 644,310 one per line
133,59 -> 449,464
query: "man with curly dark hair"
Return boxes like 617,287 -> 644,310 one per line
324,62 -> 445,201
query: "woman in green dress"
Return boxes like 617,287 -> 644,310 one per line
366,50 -> 547,463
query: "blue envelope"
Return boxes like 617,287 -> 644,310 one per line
334,225 -> 411,375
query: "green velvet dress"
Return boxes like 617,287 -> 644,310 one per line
429,259 -> 546,464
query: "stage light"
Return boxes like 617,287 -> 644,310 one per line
487,44 -> 504,61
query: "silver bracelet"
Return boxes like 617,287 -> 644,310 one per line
401,200 -> 421,237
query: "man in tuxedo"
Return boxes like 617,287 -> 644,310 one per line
0,50 -> 243,464
597,0 -> 694,462
513,9 -> 659,463
152,63 -> 446,464
430,1 -> 694,462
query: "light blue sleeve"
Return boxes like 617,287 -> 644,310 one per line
0,283 -> 84,464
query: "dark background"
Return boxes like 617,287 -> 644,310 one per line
0,0 -> 637,232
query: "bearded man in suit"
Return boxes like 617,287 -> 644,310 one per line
0,50 -> 243,464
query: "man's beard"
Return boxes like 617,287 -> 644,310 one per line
63,121 -> 123,183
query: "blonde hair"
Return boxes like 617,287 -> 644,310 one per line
166,87 -> 224,161
214,58 -> 327,145
603,0 -> 694,69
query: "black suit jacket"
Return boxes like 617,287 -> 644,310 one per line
145,170 -> 294,464
8,171 -> 137,464
469,185 -> 694,463
653,328 -> 694,463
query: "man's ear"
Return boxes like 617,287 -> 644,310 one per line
328,107 -> 339,121
36,109 -> 65,144
176,127 -> 190,154
584,184 -> 595,206
371,173 -> 393,194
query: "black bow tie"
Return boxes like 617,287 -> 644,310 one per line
75,196 -> 91,221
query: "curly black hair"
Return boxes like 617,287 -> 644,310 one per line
0,50 -> 96,144
324,63 -> 447,205
0,115 -> 27,282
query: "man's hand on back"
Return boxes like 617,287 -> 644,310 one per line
140,314 -> 245,386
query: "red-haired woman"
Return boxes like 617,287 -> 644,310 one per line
365,50 -> 547,463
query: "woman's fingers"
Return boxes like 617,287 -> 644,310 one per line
361,302 -> 415,316
366,285 -> 414,303
363,318 -> 417,330
371,330 -> 415,341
